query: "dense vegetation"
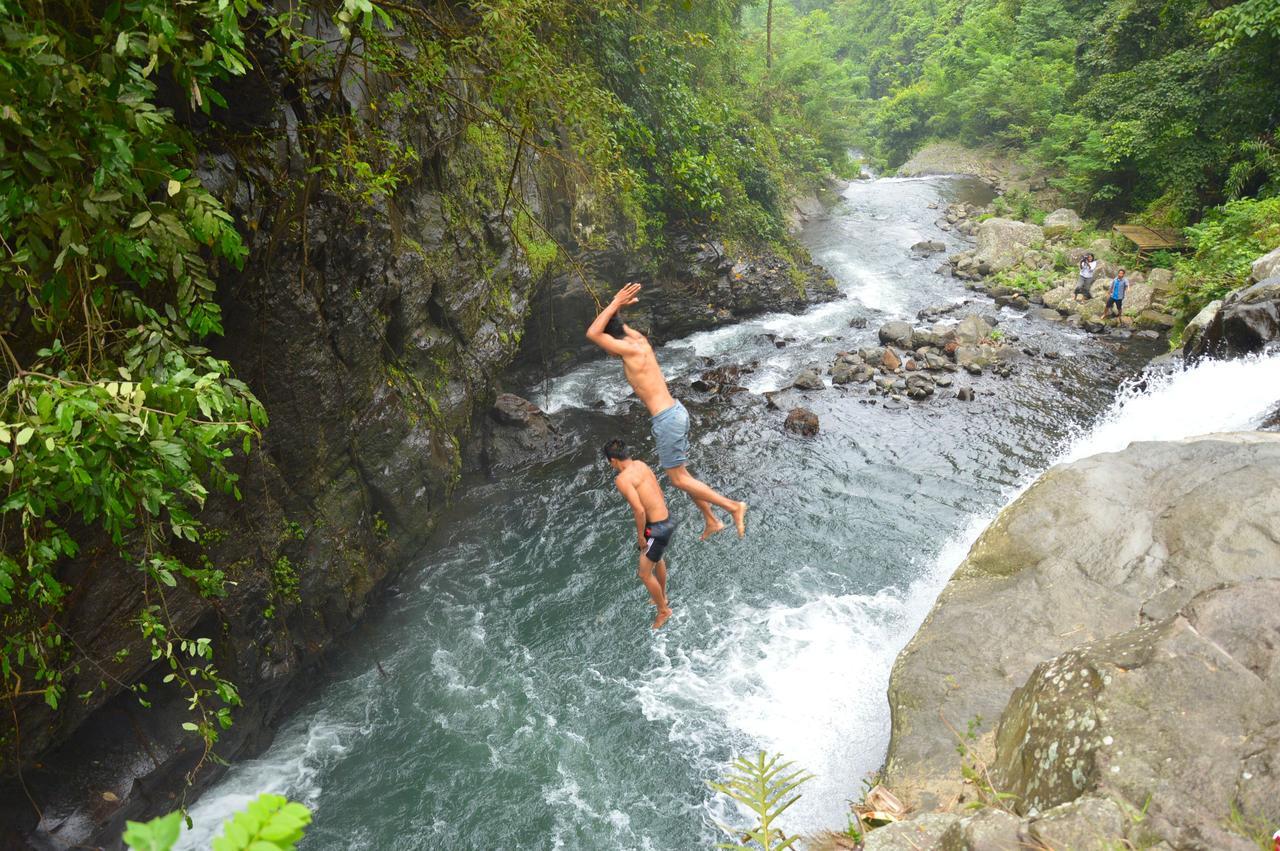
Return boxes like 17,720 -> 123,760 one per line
0,0 -> 841,782
743,0 -> 1279,325
755,0 -> 1280,222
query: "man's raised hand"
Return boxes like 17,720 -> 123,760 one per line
612,282 -> 641,307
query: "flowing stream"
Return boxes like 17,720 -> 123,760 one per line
182,177 -> 1280,849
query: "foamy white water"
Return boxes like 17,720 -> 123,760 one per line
651,350 -> 1280,836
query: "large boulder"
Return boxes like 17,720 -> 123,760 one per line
476,394 -> 563,471
1040,284 -> 1074,311
955,314 -> 993,344
994,581 -> 1280,850
973,218 -> 1043,273
1041,208 -> 1082,238
882,434 -> 1280,813
879,321 -> 915,349
1251,245 -> 1280,283
1185,276 -> 1280,360
1180,299 -> 1222,358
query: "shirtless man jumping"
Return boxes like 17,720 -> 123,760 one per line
586,283 -> 747,540
604,439 -> 675,629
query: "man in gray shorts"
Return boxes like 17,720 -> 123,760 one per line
586,283 -> 747,540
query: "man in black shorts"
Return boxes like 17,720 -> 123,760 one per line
603,438 -> 677,629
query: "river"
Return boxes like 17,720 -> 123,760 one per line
179,176 -> 1280,849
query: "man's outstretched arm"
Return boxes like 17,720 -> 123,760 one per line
585,283 -> 641,355
615,478 -> 648,551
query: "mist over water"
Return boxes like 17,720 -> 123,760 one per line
181,177 -> 1280,850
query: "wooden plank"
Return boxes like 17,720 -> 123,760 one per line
1112,224 -> 1183,250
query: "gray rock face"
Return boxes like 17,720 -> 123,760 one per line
955,314 -> 993,344
973,218 -> 1043,273
882,433 -> 1280,826
994,580 -> 1280,849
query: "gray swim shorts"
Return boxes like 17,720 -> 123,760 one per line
650,401 -> 690,470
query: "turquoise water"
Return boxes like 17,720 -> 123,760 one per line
181,176 -> 1167,849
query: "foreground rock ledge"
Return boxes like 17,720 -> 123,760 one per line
875,432 -> 1280,850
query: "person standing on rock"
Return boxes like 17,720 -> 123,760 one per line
1103,268 -> 1129,320
603,438 -> 675,629
586,283 -> 748,540
1074,253 -> 1098,301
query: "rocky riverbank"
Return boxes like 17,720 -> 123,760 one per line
838,431 -> 1280,851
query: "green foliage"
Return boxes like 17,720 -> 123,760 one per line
0,0 -> 266,758
122,793 -> 312,851
1224,800 -> 1276,851
786,0 -> 1280,221
1168,196 -> 1280,324
709,752 -> 813,850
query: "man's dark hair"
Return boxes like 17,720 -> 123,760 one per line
604,315 -> 625,339
602,439 -> 630,461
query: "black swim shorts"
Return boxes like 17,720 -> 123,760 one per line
642,517 -> 677,564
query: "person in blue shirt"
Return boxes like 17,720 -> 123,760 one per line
1103,268 -> 1128,320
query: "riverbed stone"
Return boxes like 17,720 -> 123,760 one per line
1134,309 -> 1175,331
912,240 -> 947,256
955,314 -> 992,344
792,368 -> 825,390
881,434 -> 1280,821
879,321 -> 915,348
882,348 -> 903,371
783,407 -> 820,436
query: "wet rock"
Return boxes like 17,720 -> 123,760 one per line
935,375 -> 954,388
911,239 -> 947,256
906,375 -> 935,399
1180,299 -> 1222,357
882,348 -> 903,371
1185,276 -> 1280,360
481,394 -> 563,472
849,316 -> 869,329
831,363 -> 858,385
955,314 -> 993,344
763,389 -> 803,411
879,321 -> 915,349
1028,307 -> 1061,322
783,407 -> 819,436
956,387 -> 975,401
792,369 -> 825,391
1042,208 -> 1083,238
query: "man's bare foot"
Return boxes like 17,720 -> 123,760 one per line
731,502 -> 748,538
700,518 -> 727,541
653,607 -> 673,629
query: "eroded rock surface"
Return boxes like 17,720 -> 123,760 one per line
880,433 -> 1280,848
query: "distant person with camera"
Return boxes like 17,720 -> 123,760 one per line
1074,253 -> 1098,301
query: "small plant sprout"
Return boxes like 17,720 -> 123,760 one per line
709,752 -> 814,851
